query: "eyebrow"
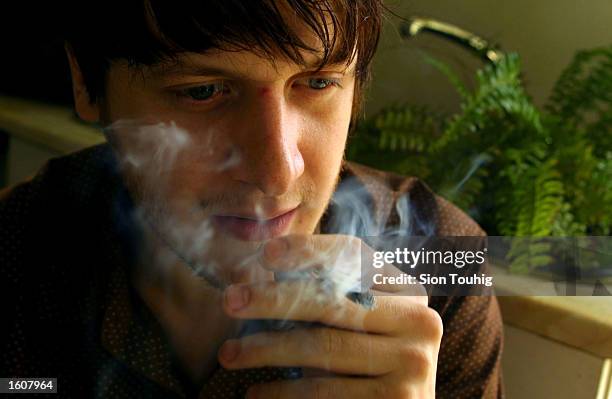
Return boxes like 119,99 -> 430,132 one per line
152,59 -> 356,80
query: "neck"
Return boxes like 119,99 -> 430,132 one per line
131,226 -> 240,384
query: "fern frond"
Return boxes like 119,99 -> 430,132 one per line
507,239 -> 554,274
423,54 -> 470,99
374,105 -> 442,153
501,157 -> 564,237
433,53 -> 544,154
547,45 -> 612,156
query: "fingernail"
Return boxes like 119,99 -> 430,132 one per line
225,284 -> 250,311
219,340 -> 240,363
264,239 -> 287,260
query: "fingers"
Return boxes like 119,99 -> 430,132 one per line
218,328 -> 397,375
365,293 -> 443,338
261,233 -> 428,301
245,377 -> 403,399
222,280 -> 436,335
223,279 -> 372,331
261,234 -> 362,272
218,305 -> 442,393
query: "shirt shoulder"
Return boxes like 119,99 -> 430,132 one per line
341,161 -> 485,237
0,143 -> 122,298
1,143 -> 116,208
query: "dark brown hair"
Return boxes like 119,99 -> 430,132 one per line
65,0 -> 384,127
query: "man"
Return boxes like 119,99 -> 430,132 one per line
0,1 -> 503,398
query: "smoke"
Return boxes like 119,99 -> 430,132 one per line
104,120 -> 190,172
103,119 -> 445,329
106,118 -> 435,282
104,119 -> 252,288
444,153 -> 492,199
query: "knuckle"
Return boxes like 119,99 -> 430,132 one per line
316,328 -> 340,355
390,300 -> 418,326
260,282 -> 297,312
406,305 -> 443,339
250,282 -> 274,306
408,304 -> 431,323
239,334 -> 270,363
392,384 -> 420,399
319,300 -> 345,325
399,345 -> 434,380
269,330 -> 290,352
422,307 -> 444,341
378,382 -> 410,399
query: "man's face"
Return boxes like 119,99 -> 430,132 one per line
95,48 -> 356,273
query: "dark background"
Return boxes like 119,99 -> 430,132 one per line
0,2 -> 73,105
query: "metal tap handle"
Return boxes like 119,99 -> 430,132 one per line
400,17 -> 504,64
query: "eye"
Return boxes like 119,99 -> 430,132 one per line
306,77 -> 340,90
180,82 -> 226,101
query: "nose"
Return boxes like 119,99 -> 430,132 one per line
231,90 -> 305,196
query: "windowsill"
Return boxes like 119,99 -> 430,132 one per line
493,264 -> 612,359
0,95 -> 103,154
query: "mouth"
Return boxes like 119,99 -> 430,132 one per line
211,206 -> 299,241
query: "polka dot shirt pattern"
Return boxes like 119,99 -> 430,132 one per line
0,144 -> 504,398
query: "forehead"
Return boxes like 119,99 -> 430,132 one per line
145,49 -> 357,82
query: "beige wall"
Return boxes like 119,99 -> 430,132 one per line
502,324 -> 609,399
366,0 -> 612,116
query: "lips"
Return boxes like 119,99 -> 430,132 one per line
212,207 -> 298,241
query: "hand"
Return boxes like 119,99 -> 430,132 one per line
217,234 -> 443,399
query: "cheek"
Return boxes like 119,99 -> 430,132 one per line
107,123 -> 214,213
150,147 -> 225,209
303,128 -> 347,190
300,93 -> 353,187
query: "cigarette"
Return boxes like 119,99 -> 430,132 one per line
274,270 -> 375,309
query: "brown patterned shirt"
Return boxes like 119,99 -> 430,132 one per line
1,144 -> 504,398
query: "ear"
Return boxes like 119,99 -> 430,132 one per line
64,43 -> 100,122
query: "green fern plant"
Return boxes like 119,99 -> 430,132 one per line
348,46 -> 612,273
